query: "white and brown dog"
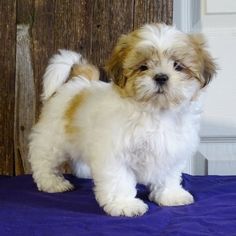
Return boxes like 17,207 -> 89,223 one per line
29,24 -> 216,216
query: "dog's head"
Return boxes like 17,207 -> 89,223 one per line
105,24 -> 217,109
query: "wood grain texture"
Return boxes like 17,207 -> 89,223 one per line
91,0 -> 134,67
0,0 -> 16,175
15,25 -> 35,175
31,0 -> 56,119
134,0 -> 173,28
16,0 -> 34,25
0,0 -> 173,175
15,0 -> 35,175
54,0 -> 93,57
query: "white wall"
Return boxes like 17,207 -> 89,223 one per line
200,0 -> 236,138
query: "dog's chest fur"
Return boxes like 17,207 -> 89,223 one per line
123,106 -> 200,184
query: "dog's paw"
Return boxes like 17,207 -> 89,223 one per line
150,188 -> 194,206
103,198 -> 148,217
36,176 -> 74,193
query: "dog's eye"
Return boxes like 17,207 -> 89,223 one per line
139,65 -> 148,71
174,61 -> 184,71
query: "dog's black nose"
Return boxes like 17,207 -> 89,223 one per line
153,74 -> 169,86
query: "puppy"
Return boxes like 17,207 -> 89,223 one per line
29,24 -> 216,217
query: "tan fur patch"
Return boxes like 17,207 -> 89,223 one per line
105,24 -> 162,97
188,34 -> 217,87
112,80 -> 135,98
64,90 -> 88,134
105,30 -> 143,88
70,64 -> 100,81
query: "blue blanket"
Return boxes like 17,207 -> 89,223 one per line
0,174 -> 236,236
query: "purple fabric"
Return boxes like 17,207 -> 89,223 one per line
0,174 -> 236,236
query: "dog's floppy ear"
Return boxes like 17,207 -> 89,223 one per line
105,35 -> 130,88
189,34 -> 217,87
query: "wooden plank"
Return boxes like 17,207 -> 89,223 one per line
91,0 -> 134,67
134,0 -> 173,28
15,25 -> 36,175
31,0 -> 55,119
53,0 -> 93,58
16,0 -> 34,25
66,0 -> 93,58
53,0 -> 70,50
15,0 -> 36,174
0,0 -> 16,175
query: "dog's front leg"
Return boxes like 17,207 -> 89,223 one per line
149,173 -> 194,207
92,161 -> 148,217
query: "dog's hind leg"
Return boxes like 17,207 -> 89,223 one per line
29,127 -> 74,193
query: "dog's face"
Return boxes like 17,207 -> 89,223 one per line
105,24 -> 216,109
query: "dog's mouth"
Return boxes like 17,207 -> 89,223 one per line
156,87 -> 165,94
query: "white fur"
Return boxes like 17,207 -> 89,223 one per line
29,25 -> 208,217
42,49 -> 85,100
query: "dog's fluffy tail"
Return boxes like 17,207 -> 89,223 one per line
41,49 -> 85,101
